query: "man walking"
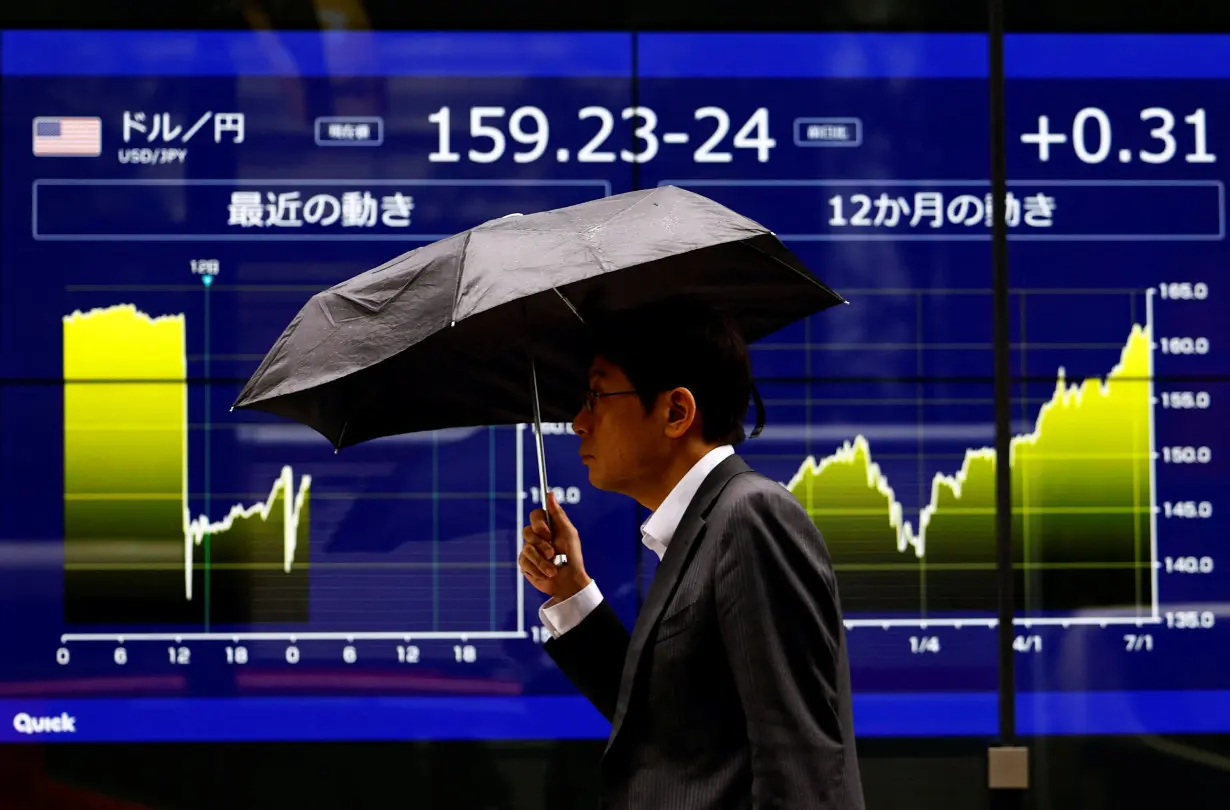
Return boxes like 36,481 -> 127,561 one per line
519,299 -> 865,810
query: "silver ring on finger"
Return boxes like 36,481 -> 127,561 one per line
552,553 -> 569,566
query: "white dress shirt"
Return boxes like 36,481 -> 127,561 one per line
538,444 -> 735,638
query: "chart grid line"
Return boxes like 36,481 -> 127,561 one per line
516,424 -> 526,634
1146,288 -> 1161,620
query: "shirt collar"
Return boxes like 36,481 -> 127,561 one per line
640,445 -> 735,560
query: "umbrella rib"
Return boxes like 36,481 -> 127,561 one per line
448,231 -> 473,327
569,190 -> 661,279
552,288 -> 585,323
594,188 -> 660,230
738,238 -> 847,302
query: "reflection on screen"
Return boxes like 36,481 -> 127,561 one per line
0,31 -> 1226,743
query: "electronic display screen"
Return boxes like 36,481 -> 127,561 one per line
0,31 -> 1225,743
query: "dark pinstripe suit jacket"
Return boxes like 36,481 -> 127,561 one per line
545,454 -> 865,810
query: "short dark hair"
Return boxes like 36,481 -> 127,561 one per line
586,298 -> 752,446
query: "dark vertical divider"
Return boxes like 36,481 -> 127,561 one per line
987,0 -> 1014,749
988,0 -> 1026,806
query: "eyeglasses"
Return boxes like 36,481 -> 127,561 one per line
583,388 -> 637,412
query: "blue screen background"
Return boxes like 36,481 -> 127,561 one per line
0,31 -> 1226,742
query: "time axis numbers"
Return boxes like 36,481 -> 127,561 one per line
864,631 -> 1173,656
427,105 -> 775,164
1021,107 -> 1216,164
905,633 -> 1046,656
54,641 -> 484,667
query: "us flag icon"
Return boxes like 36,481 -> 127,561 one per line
32,116 -> 102,157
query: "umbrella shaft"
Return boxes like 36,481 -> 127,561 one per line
529,357 -> 552,531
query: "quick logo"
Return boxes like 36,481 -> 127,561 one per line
11,712 -> 76,735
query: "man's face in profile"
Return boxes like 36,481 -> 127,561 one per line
572,356 -> 668,495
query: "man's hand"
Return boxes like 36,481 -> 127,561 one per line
519,491 -> 591,601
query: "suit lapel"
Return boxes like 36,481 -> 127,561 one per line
603,454 -> 750,757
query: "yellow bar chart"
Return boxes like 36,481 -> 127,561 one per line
63,304 -> 312,627
789,323 -> 1155,621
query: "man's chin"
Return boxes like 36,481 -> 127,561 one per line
585,467 -> 615,493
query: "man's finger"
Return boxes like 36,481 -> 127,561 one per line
546,491 -> 575,531
522,526 -> 555,553
518,548 -> 548,582
531,544 -> 558,578
522,543 -> 557,578
519,564 -> 546,586
529,535 -> 557,560
529,509 -> 552,539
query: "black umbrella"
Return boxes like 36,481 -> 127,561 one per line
232,185 -> 845,551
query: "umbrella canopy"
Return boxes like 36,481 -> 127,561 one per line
232,185 -> 845,450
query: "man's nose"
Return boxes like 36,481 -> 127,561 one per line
572,409 -> 590,437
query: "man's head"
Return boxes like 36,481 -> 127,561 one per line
572,298 -> 752,506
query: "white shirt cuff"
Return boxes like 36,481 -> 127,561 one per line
538,580 -> 603,639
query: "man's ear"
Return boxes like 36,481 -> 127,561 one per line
663,387 -> 698,438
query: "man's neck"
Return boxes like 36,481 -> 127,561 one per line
638,442 -> 720,511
